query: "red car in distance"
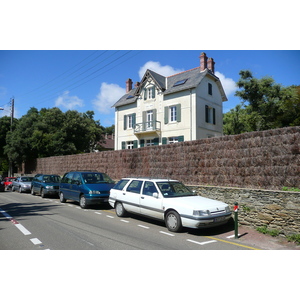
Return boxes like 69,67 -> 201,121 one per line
3,177 -> 17,190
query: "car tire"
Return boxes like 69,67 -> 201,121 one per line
165,210 -> 182,232
12,186 -> 15,192
80,195 -> 88,209
31,187 -> 36,195
115,202 -> 127,217
59,192 -> 66,203
41,188 -> 46,198
19,186 -> 22,193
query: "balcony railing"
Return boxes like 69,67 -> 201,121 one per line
133,121 -> 161,135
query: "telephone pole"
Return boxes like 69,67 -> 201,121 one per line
9,97 -> 14,176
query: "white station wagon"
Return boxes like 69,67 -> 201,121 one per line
109,178 -> 232,232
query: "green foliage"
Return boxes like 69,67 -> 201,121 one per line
1,107 -> 110,166
282,187 -> 300,192
224,70 -> 300,135
287,234 -> 300,244
256,225 -> 280,237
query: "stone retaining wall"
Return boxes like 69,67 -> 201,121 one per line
191,185 -> 300,236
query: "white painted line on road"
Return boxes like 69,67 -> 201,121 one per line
76,207 -> 81,209
68,204 -> 74,207
95,212 -> 102,215
106,215 -> 114,218
120,219 -> 129,223
30,238 -> 42,245
187,239 -> 217,246
0,208 -> 12,219
138,225 -> 149,229
15,223 -> 32,236
159,231 -> 175,236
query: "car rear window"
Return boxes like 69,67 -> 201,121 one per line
113,179 -> 130,190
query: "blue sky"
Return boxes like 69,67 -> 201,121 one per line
1,50 -> 299,127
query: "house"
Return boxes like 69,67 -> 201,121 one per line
112,52 -> 227,150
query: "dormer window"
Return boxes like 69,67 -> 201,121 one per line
143,86 -> 156,100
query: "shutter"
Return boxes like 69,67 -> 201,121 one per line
133,140 -> 138,148
132,113 -> 136,127
162,137 -> 167,145
153,138 -> 159,145
142,111 -> 147,131
164,106 -> 169,124
153,109 -> 157,129
152,86 -> 156,98
213,108 -> 216,125
205,105 -> 209,123
178,135 -> 184,142
122,141 -> 126,149
124,115 -> 127,130
140,139 -> 145,148
176,104 -> 181,122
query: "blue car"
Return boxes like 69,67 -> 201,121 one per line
59,170 -> 115,209
31,174 -> 61,198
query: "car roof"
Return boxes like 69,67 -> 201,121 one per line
121,178 -> 179,182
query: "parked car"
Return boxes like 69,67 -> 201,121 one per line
3,177 -> 17,190
59,170 -> 115,208
12,176 -> 34,193
31,174 -> 61,198
109,178 -> 232,232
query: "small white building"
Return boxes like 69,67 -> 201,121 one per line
112,52 -> 227,150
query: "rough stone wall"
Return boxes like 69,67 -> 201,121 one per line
191,185 -> 300,236
25,126 -> 300,190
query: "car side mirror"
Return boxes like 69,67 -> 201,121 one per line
153,192 -> 159,198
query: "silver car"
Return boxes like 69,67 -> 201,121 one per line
12,176 -> 34,193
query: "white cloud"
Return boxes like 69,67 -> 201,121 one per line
93,82 -> 125,114
138,61 -> 184,80
55,91 -> 84,110
215,71 -> 236,96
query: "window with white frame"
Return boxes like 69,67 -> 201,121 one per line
146,110 -> 153,129
143,86 -> 156,100
127,114 -> 133,129
127,141 -> 134,149
146,139 -> 154,147
169,137 -> 179,144
170,106 -> 177,122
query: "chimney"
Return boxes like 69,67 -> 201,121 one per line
134,81 -> 140,88
207,57 -> 215,74
200,52 -> 208,71
126,78 -> 133,93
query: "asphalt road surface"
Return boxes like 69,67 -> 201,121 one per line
0,190 -> 260,250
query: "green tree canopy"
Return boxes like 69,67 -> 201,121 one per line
3,107 -> 105,166
224,70 -> 300,135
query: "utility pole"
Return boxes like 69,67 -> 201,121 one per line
9,97 -> 14,176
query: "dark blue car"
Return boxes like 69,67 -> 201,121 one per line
59,170 -> 115,209
31,174 -> 61,198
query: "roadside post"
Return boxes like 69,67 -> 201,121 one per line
234,202 -> 239,239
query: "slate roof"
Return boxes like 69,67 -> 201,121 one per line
112,67 -> 226,108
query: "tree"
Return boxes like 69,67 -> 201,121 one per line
4,107 -> 105,166
224,70 -> 300,134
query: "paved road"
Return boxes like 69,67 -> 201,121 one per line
0,191 -> 260,250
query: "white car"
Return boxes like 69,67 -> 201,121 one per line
109,178 -> 232,232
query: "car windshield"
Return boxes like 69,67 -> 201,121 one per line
43,175 -> 61,183
157,181 -> 195,198
82,173 -> 114,184
21,177 -> 33,182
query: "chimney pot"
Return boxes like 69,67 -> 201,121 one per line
126,78 -> 133,93
200,52 -> 208,71
207,57 -> 215,74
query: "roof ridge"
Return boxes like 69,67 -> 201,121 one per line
167,66 -> 200,78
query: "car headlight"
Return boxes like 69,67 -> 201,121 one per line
45,185 -> 54,189
225,206 -> 231,213
193,210 -> 211,216
89,190 -> 101,194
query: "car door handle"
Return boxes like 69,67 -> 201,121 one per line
123,193 -> 126,195
141,196 -> 144,199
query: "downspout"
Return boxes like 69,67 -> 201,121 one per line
190,89 -> 193,141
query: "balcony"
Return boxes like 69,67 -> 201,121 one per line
133,121 -> 161,136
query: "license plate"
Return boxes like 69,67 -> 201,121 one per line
214,216 -> 225,222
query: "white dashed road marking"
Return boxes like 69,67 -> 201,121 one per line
187,239 -> 217,245
30,238 -> 42,245
15,223 -> 32,235
138,225 -> 149,229
159,231 -> 175,236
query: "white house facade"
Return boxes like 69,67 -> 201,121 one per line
112,52 -> 227,150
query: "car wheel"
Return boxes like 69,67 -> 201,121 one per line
59,192 -> 66,203
41,188 -> 46,198
80,195 -> 88,209
31,187 -> 36,195
115,202 -> 127,217
165,210 -> 182,232
19,186 -> 22,193
12,186 -> 15,192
